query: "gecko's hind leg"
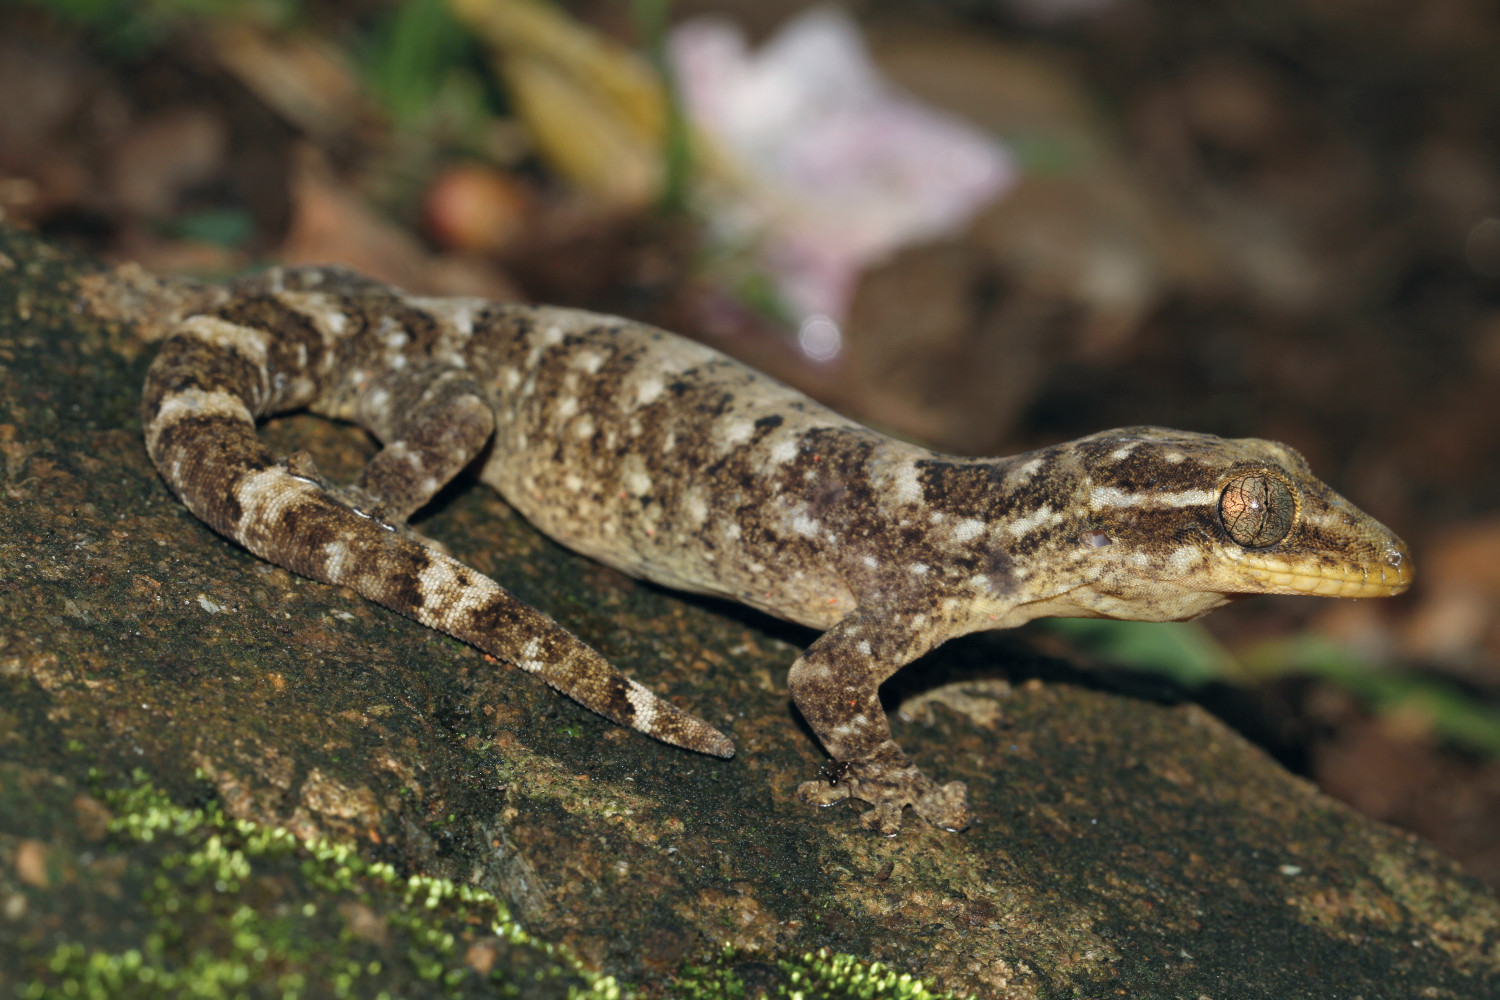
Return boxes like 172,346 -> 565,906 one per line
301,362 -> 498,553
330,360 -> 735,757
349,362 -> 496,523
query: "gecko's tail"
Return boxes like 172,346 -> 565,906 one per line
143,330 -> 734,759
372,514 -> 738,756
498,604 -> 739,758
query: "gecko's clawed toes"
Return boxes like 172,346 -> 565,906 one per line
798,760 -> 970,834
797,776 -> 853,809
859,801 -> 905,836
916,780 -> 972,832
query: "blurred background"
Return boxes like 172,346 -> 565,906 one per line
3,0 -> 1497,888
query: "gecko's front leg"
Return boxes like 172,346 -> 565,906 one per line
790,610 -> 970,835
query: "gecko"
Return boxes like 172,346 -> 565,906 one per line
140,265 -> 1413,834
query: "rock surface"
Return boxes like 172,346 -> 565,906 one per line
1,223 -> 1496,998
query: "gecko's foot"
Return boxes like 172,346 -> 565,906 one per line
797,758 -> 970,835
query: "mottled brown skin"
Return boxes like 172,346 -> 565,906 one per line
141,266 -> 1413,834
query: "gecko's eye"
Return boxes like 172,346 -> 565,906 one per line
1220,472 -> 1295,548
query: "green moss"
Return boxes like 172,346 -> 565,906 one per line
672,946 -> 966,1000
17,770 -> 617,1000
14,770 -> 964,999
778,950 -> 965,1000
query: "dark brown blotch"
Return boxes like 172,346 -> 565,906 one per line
213,296 -> 330,406
383,300 -> 452,357
144,336 -> 265,412
369,541 -> 434,615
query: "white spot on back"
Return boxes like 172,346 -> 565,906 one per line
768,438 -> 799,465
683,490 -> 708,526
635,377 -> 664,407
1006,457 -> 1043,487
451,305 -> 474,336
624,469 -> 652,496
403,296 -> 482,336
721,419 -> 755,448
890,460 -> 922,504
952,518 -> 986,543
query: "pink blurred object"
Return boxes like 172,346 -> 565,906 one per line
670,7 -> 1015,354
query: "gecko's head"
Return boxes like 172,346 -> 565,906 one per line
1066,427 -> 1411,618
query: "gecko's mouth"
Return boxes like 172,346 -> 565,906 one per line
1234,542 -> 1414,599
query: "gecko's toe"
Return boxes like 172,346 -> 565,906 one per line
914,780 -> 971,832
797,777 -> 853,809
799,758 -> 969,834
858,801 -> 905,836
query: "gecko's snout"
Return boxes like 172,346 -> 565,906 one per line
1234,529 -> 1413,599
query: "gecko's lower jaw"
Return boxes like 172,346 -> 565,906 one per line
1238,540 -> 1414,598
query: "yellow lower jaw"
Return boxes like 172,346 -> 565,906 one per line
1240,560 -> 1413,598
